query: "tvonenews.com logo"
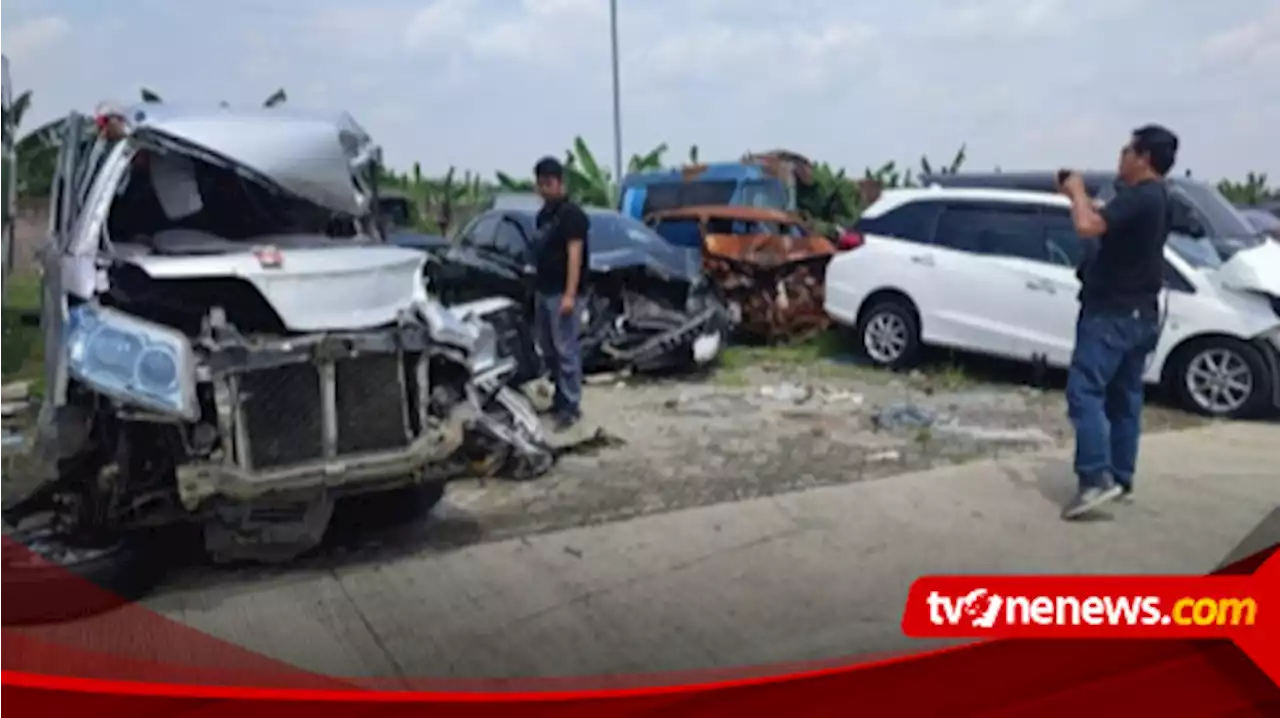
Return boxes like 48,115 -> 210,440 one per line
924,588 -> 1257,630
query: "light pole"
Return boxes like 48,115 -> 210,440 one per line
609,0 -> 623,204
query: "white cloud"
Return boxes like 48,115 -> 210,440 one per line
404,0 -> 475,53
1199,1 -> 1280,71
3,15 -> 71,61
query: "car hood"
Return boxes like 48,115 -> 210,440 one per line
133,106 -> 378,217
1215,240 -> 1280,296
388,231 -> 451,253
124,243 -> 427,332
591,243 -> 703,284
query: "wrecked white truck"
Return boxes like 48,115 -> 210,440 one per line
2,105 -> 552,620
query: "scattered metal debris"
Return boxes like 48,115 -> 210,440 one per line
871,403 -> 941,431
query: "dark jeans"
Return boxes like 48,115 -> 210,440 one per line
1066,308 -> 1160,491
534,292 -> 583,415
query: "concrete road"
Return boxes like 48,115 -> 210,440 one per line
138,421 -> 1280,683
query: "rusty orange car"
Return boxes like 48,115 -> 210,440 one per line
646,205 -> 836,343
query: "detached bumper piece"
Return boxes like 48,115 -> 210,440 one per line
591,292 -> 729,373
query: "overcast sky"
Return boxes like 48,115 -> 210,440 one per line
5,0 -> 1278,182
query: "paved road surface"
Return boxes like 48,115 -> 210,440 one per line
135,421 -> 1280,683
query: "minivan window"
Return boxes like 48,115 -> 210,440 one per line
856,202 -> 942,244
1173,182 -> 1257,239
934,204 -> 1044,261
1039,208 -> 1084,267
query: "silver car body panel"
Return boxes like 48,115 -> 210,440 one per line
125,245 -> 430,332
125,103 -> 378,216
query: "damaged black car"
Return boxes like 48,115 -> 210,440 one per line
391,208 -> 733,376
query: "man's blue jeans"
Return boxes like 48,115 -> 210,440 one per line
1066,308 -> 1160,491
534,292 -> 583,415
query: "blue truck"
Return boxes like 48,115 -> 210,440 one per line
617,152 -> 812,221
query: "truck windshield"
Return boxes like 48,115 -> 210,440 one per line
739,180 -> 791,210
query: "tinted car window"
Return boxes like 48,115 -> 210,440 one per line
643,181 -> 737,215
934,203 -> 1044,260
457,214 -> 500,249
489,217 -> 530,259
1039,208 -> 1083,267
856,201 -> 942,244
592,214 -> 671,252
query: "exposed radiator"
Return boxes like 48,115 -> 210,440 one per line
238,364 -> 325,470
335,355 -> 411,455
235,353 -> 416,471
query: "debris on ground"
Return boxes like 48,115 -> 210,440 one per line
871,403 -> 941,431
758,382 -> 814,404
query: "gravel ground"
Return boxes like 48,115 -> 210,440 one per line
4,354 -> 1208,593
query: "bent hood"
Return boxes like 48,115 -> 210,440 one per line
124,244 -> 427,332
591,244 -> 703,284
1216,240 -> 1280,296
133,106 -> 378,216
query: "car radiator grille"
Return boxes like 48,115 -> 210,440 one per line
238,364 -> 326,470
236,354 -> 417,471
335,355 -> 411,455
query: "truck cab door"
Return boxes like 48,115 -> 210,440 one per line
39,112 -> 88,410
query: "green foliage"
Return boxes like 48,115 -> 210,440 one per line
1,273 -> 44,384
1218,172 -> 1278,206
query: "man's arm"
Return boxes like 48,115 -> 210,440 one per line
561,208 -> 588,310
1063,180 -> 1143,239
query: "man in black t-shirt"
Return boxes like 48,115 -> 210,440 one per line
1057,125 -> 1178,520
532,156 -> 590,430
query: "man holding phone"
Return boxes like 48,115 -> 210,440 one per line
1056,125 -> 1178,520
533,156 -> 589,431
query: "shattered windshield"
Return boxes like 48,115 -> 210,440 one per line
590,212 -> 701,280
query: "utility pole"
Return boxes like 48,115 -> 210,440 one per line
609,0 -> 624,205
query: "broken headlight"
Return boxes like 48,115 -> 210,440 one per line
65,305 -> 199,420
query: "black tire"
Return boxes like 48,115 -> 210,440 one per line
1167,337 -> 1273,419
855,297 -> 923,370
2,525 -> 164,625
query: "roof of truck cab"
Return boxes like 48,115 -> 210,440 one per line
645,205 -> 803,223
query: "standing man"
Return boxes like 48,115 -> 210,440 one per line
1057,125 -> 1178,520
532,156 -> 589,431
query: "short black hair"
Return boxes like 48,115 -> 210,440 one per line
534,156 -> 564,180
1132,124 -> 1179,176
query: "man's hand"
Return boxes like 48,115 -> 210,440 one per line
1057,171 -> 1086,198
559,294 -> 576,316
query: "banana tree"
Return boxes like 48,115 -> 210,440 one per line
626,142 -> 668,173
919,143 -> 967,180
1218,172 -> 1276,206
563,136 -> 613,207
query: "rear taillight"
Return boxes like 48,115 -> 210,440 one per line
837,231 -> 864,251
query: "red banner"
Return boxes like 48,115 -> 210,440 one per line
2,543 -> 1278,715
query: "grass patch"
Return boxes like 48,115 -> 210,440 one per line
714,330 -> 891,385
2,273 -> 45,391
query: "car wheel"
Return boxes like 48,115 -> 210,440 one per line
856,297 -> 922,369
1169,338 -> 1272,419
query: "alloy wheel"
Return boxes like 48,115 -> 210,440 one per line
1184,347 -> 1254,415
863,311 -> 909,364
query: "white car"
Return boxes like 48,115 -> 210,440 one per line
824,187 -> 1280,419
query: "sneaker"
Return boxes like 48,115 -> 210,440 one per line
1116,483 -> 1135,503
552,410 -> 581,433
1061,484 -> 1124,520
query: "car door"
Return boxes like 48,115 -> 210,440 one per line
921,202 -> 1042,357
40,112 -> 89,408
988,206 -> 1085,366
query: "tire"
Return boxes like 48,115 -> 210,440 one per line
855,297 -> 923,370
2,523 -> 164,625
1168,337 -> 1273,419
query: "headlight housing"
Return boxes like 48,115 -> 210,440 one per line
65,304 -> 200,420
